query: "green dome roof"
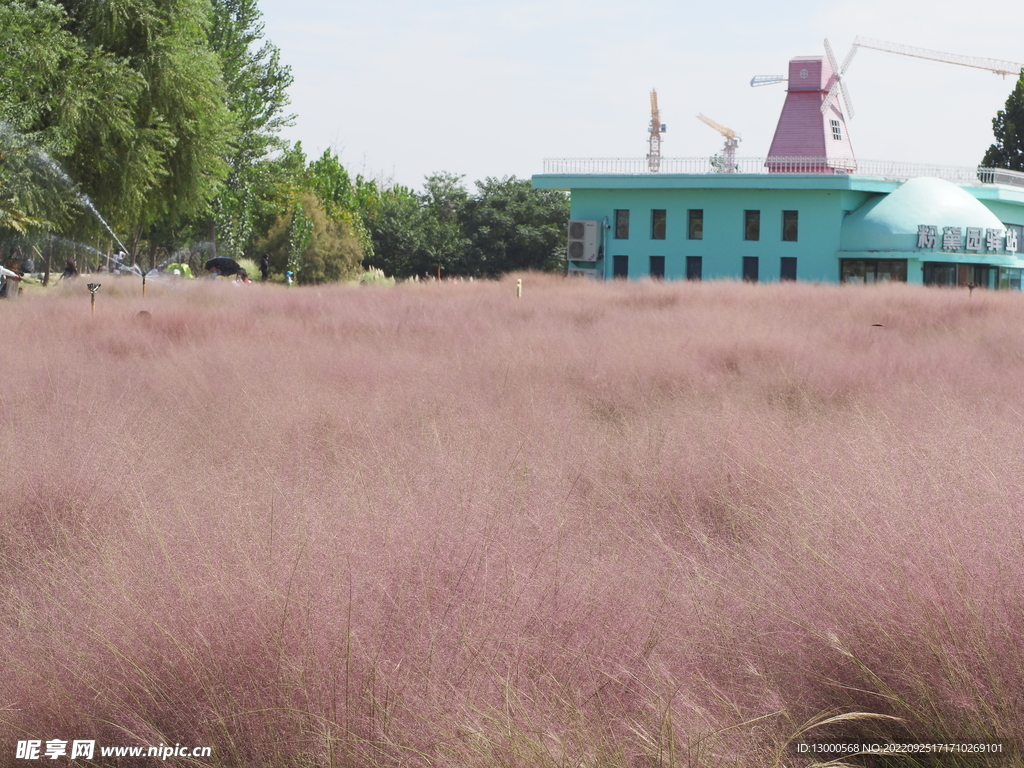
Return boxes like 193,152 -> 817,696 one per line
841,176 -> 1004,252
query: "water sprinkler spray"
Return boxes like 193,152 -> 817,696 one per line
87,283 -> 100,315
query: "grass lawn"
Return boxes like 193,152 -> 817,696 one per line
2,274 -> 1022,767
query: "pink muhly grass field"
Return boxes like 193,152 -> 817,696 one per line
2,274 -> 1023,767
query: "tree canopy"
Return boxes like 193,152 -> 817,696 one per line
0,1 -> 141,233
207,0 -> 295,258
363,175 -> 568,280
0,2 -> 569,280
461,176 -> 569,276
982,69 -> 1024,171
58,0 -> 234,237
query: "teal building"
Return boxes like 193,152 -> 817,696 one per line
532,162 -> 1024,288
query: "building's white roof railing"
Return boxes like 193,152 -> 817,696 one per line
541,157 -> 1024,187
980,167 -> 1024,187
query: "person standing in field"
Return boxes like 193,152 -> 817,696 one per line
260,253 -> 270,282
61,258 -> 78,280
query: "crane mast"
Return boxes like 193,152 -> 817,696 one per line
647,89 -> 666,172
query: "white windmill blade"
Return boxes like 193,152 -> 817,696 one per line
821,38 -> 858,117
841,42 -> 859,73
821,80 -> 842,115
750,75 -> 786,87
839,78 -> 855,119
824,38 -> 840,82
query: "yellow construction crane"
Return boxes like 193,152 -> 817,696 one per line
697,113 -> 741,173
647,89 -> 666,172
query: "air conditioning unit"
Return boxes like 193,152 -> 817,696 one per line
567,220 -> 600,262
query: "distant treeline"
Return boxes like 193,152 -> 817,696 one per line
0,0 -> 568,282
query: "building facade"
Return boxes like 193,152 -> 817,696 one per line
533,164 -> 1024,287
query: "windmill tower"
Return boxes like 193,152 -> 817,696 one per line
647,89 -> 667,172
761,41 -> 857,173
754,37 -> 1024,174
697,113 -> 741,172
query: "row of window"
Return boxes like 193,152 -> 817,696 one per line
920,262 -> 1021,289
837,260 -> 1021,289
599,256 -> 1023,288
608,257 -> 1024,289
614,209 -> 799,241
611,255 -> 797,281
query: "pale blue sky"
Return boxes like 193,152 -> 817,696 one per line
256,0 -> 1023,189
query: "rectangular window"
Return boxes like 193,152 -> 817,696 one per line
649,255 -> 665,278
688,209 -> 703,240
831,119 -> 842,141
744,210 -> 760,241
613,254 -> 629,278
998,267 -> 1022,290
922,262 -> 957,286
742,256 -> 759,283
877,260 -> 907,283
780,256 -> 797,281
686,256 -> 702,281
614,210 -> 630,239
969,265 -> 997,289
651,209 -> 666,240
841,259 -> 867,283
782,210 -> 798,241
842,259 -> 908,284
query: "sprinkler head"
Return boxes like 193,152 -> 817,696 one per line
87,283 -> 101,294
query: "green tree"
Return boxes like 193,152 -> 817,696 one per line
55,0 -> 235,244
207,0 -> 294,257
0,1 -> 141,236
362,173 -> 569,280
415,172 -> 469,278
0,132 -> 58,235
209,0 -> 293,168
293,192 -> 362,283
461,176 -> 568,276
307,149 -> 357,213
251,144 -> 367,283
363,184 -> 423,279
306,149 -> 373,258
982,70 -> 1024,171
256,191 -> 362,284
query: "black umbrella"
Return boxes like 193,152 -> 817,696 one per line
205,257 -> 245,277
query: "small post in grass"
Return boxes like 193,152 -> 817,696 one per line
142,272 -> 147,297
87,283 -> 101,315
516,278 -> 522,299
